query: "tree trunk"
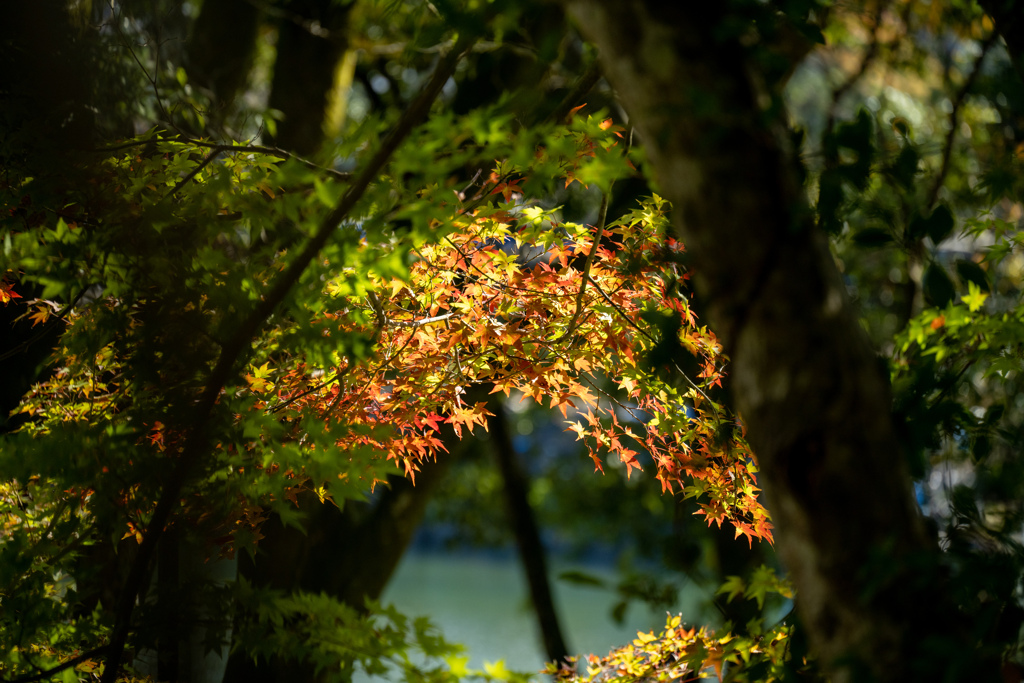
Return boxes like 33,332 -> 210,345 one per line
266,0 -> 351,156
563,3 -> 995,681
186,0 -> 261,108
976,0 -> 1024,82
489,397 -> 571,667
223,441 -> 462,683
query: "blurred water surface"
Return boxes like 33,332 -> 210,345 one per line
372,550 -> 710,677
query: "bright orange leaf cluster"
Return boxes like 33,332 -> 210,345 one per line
4,121 -> 772,547
258,192 -> 772,544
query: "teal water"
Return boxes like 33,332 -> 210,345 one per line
372,552 -> 711,677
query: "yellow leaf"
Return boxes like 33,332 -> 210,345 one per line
962,282 -> 988,312
483,660 -> 510,679
28,306 -> 49,327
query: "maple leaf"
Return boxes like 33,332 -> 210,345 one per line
0,280 -> 21,305
27,305 -> 50,327
716,575 -> 746,603
962,281 -> 988,312
733,521 -> 756,549
147,421 -> 166,451
566,103 -> 587,120
566,420 -> 587,441
245,362 -> 273,393
447,401 -> 492,437
619,449 -> 641,479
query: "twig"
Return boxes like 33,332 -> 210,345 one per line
0,289 -> 88,363
3,646 -> 110,683
268,372 -> 338,415
456,59 -> 604,213
926,30 -> 999,209
823,1 -> 888,142
93,137 -> 353,182
547,60 -> 603,125
185,139 -> 353,181
385,311 -> 459,328
97,33 -> 476,683
552,187 -> 611,343
111,4 -> 180,138
588,280 -> 720,422
163,148 -> 222,200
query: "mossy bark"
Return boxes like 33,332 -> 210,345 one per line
564,3 -> 995,681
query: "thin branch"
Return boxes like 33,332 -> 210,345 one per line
0,289 -> 88,363
267,359 -> 352,416
3,646 -> 110,683
111,5 -> 180,138
385,311 -> 459,328
184,139 -> 353,181
366,292 -> 459,328
162,148 -> 222,200
552,188 -> 610,343
547,59 -> 603,125
926,30 -> 999,209
588,280 -> 720,421
824,1 -> 889,141
97,33 -> 476,683
93,137 -> 353,182
456,58 -> 604,212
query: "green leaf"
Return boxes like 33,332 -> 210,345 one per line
955,259 -> 989,293
910,205 -> 955,243
852,228 -> 893,248
891,145 -> 919,189
558,570 -> 606,588
923,263 -> 955,308
484,659 -> 511,679
961,281 -> 988,312
717,575 -> 746,603
925,205 -> 955,243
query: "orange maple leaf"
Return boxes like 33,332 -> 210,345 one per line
0,280 -> 21,305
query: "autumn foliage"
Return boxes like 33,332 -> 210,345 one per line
0,31 -> 774,677
7,111 -> 771,551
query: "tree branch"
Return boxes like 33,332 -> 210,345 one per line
185,139 -> 353,181
823,1 -> 888,141
3,646 -> 109,683
553,187 -> 610,343
925,30 -> 999,209
96,33 -> 476,683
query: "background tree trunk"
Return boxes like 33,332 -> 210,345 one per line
564,3 -> 995,681
489,397 -> 571,666
265,0 -> 351,156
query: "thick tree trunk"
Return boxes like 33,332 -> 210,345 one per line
186,0 -> 261,108
266,0 -> 351,156
564,4 -> 995,682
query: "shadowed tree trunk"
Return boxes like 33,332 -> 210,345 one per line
977,0 -> 1024,82
187,0 -> 261,109
563,3 -> 997,682
222,450 -> 459,683
489,397 -> 571,667
187,0 -> 350,156
265,0 -> 351,156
